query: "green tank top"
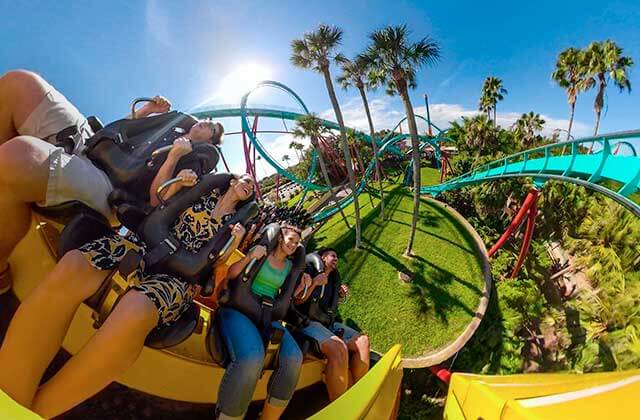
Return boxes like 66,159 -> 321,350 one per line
251,258 -> 292,299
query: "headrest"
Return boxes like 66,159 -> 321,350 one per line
305,252 -> 324,272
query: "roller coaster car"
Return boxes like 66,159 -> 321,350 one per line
207,223 -> 306,368
4,110 -> 403,416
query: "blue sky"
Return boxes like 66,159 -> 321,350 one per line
2,0 -> 639,175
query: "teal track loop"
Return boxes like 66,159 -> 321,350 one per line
192,80 -> 453,221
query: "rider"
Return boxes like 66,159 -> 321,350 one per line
216,224 -> 311,420
294,248 -> 370,401
0,70 -> 223,293
0,173 -> 255,418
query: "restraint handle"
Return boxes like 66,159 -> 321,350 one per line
149,139 -> 193,162
130,97 -> 155,119
156,176 -> 184,207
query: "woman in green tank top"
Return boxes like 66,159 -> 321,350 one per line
218,225 -> 312,419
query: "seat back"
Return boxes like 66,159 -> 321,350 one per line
145,302 -> 201,349
297,252 -> 341,326
138,173 -> 259,286
57,212 -> 114,258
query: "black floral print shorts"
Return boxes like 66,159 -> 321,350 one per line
78,234 -> 196,327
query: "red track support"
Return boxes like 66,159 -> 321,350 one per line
429,365 -> 452,384
242,116 -> 262,200
439,152 -> 453,183
510,198 -> 538,278
488,188 -> 540,258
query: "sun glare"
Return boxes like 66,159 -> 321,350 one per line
217,62 -> 272,104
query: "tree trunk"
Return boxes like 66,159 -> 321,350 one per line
313,138 -> 351,229
567,101 -> 576,141
360,86 -> 386,219
322,68 -> 361,248
593,76 -> 606,136
493,106 -> 497,128
399,89 -> 421,256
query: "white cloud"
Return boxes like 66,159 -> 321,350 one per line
320,96 -> 590,138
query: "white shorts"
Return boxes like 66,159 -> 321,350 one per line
17,83 -> 115,221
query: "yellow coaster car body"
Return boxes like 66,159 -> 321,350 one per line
5,214 -> 403,419
444,368 -> 640,420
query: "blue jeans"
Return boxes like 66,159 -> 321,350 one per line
216,307 -> 303,419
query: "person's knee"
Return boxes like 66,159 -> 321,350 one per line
110,291 -> 159,333
0,136 -> 47,184
45,250 -> 103,300
0,70 -> 44,96
321,337 -> 349,366
280,343 -> 303,372
232,348 -> 265,387
353,334 -> 370,354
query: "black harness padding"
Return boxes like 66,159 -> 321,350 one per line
57,212 -> 114,258
296,253 -> 341,327
220,223 -> 306,327
137,173 -> 259,289
208,223 -> 306,366
84,111 -> 220,202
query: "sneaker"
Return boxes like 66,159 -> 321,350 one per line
0,265 -> 12,295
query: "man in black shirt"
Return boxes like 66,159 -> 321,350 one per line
294,248 -> 370,401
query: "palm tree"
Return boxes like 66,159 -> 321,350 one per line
460,115 -> 498,157
282,154 -> 291,168
292,114 -> 351,228
583,40 -> 634,135
513,112 -> 545,147
337,55 -> 386,219
552,47 -> 590,141
291,24 -> 362,248
479,76 -> 507,127
361,24 -> 441,255
289,140 -> 304,163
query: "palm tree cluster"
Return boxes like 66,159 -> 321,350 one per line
512,112 -> 545,148
291,23 -> 441,254
553,40 -> 633,138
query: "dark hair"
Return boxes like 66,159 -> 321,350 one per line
280,223 -> 302,235
202,120 -> 224,145
318,247 -> 338,257
218,173 -> 256,210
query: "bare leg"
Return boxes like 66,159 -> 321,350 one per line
261,402 -> 286,420
319,337 -> 349,401
31,289 -> 159,418
0,136 -> 52,272
0,70 -> 50,144
0,250 -> 107,407
346,334 -> 370,385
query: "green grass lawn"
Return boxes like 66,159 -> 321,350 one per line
308,182 -> 485,357
421,166 -> 441,187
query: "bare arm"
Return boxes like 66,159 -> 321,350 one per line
218,224 -> 247,262
226,245 -> 267,281
149,137 -> 193,207
293,273 -> 316,304
130,95 -> 171,119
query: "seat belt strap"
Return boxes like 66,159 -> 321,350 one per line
143,236 -> 180,268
